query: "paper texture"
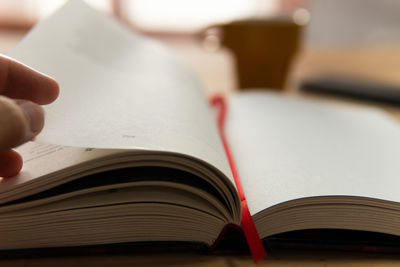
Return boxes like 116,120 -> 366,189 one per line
9,0 -> 233,183
226,92 -> 400,215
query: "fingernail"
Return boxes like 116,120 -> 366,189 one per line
17,101 -> 44,133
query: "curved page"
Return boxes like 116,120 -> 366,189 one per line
226,91 -> 400,216
8,0 -> 234,188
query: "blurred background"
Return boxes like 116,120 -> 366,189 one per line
0,0 -> 299,32
1,0 -> 400,98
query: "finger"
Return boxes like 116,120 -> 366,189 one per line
0,149 -> 23,178
0,96 -> 44,151
0,55 -> 59,105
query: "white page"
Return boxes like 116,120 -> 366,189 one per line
226,91 -> 400,215
8,0 -> 232,182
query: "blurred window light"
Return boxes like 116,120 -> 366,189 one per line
35,0 -> 67,19
0,0 -> 111,28
36,0 -> 112,19
122,0 -> 279,32
0,0 -> 279,33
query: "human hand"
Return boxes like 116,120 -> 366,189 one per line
0,55 -> 59,178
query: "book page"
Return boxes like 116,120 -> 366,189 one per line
226,91 -> 400,215
0,143 -> 118,198
8,1 -> 232,184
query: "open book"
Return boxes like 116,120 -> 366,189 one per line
3,0 -> 400,257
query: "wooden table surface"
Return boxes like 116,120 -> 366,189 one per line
2,30 -> 400,266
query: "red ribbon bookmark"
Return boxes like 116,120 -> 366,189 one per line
210,96 -> 266,262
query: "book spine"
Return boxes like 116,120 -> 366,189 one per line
210,96 -> 266,262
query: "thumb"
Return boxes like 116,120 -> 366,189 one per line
0,96 -> 44,151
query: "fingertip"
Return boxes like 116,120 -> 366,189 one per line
40,75 -> 60,105
32,73 -> 60,105
0,150 -> 23,178
0,55 -> 60,105
51,78 -> 60,102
